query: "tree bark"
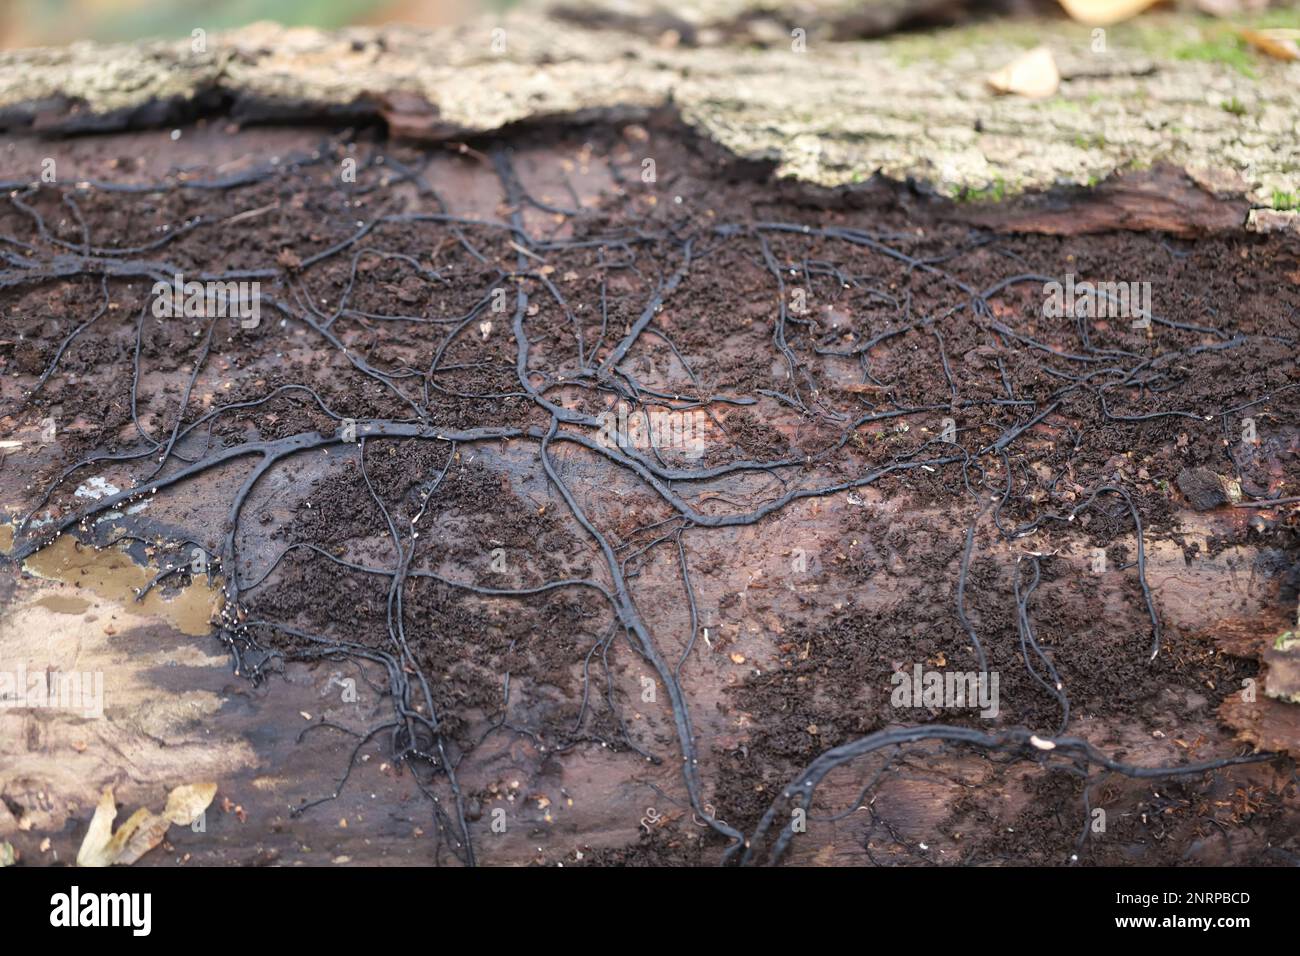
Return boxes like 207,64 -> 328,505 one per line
1,6 -> 1296,228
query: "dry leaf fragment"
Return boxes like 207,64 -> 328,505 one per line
164,783 -> 219,826
108,808 -> 171,867
76,786 -> 118,867
1240,28 -> 1300,61
1057,0 -> 1162,26
987,47 -> 1061,99
77,782 -> 218,867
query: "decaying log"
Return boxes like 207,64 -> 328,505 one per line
0,6 -> 1297,229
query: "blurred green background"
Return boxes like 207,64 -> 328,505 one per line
0,0 -> 510,47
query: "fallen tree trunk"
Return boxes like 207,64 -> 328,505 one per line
1,5 -> 1297,229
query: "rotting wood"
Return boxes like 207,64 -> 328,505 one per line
0,9 -> 1297,224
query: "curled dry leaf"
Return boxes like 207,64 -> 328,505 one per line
76,786 -> 118,868
1240,28 -> 1300,61
77,782 -> 218,867
1057,0 -> 1163,26
164,782 -> 219,826
106,808 -> 171,867
986,47 -> 1061,99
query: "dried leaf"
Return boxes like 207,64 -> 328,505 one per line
76,786 -> 119,867
1057,0 -> 1162,26
163,782 -> 217,826
1240,28 -> 1300,61
76,782 -> 218,867
105,807 -> 169,867
986,47 -> 1061,99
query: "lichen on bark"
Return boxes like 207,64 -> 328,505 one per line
0,7 -> 1295,218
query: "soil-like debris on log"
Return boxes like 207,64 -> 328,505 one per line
1,116 -> 1298,867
